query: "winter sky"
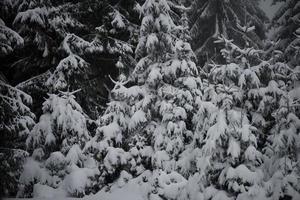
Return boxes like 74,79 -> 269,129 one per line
259,0 -> 284,19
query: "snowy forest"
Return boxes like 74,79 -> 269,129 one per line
0,0 -> 299,199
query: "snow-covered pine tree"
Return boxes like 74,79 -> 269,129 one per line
45,33 -> 94,93
267,0 -> 300,67
84,75 -> 134,188
82,0 -> 139,116
119,0 -> 202,199
189,0 -> 268,65
2,0 -> 140,119
0,79 -> 35,197
26,91 -> 90,156
19,0 -> 139,118
7,0 -> 89,119
0,18 -> 23,57
0,8 -> 34,195
263,61 -> 300,199
188,34 -> 271,200
61,0 -> 140,116
177,1 -> 192,43
0,0 -> 24,79
19,91 -> 97,197
252,23 -> 300,199
44,32 -> 105,120
12,0 -> 85,76
91,0 -> 139,58
83,0 -> 201,198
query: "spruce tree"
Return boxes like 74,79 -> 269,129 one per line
263,62 -> 300,200
5,0 -> 139,118
0,8 -> 34,195
189,35 -> 271,200
19,91 -> 97,197
0,19 -> 23,57
189,0 -> 267,65
0,0 -> 24,57
12,0 -> 84,80
126,0 -> 201,199
0,80 -> 35,197
44,33 -> 100,117
8,0 -> 88,118
85,0 -> 202,198
85,77 -> 135,187
267,0 -> 300,67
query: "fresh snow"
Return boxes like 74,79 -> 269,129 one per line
2,0 -> 300,200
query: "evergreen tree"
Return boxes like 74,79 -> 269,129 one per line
0,0 -> 23,55
19,91 -> 97,197
125,1 -> 201,199
7,0 -> 88,119
0,80 -> 35,196
84,0 -> 202,198
189,0 -> 267,65
263,62 -> 300,200
0,19 -> 23,57
128,0 -> 200,169
84,76 -> 133,187
267,0 -> 300,67
2,0 -> 300,198
44,33 -> 102,117
187,35 -> 271,200
12,0 -> 84,81
3,0 -> 140,118
0,0 -> 24,79
0,7 -> 34,195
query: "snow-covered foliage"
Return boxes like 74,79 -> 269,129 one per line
263,62 -> 300,199
129,0 -> 202,177
0,80 -> 35,138
45,34 -> 91,92
0,148 -> 29,197
42,0 -> 138,117
267,0 -> 300,67
0,18 -> 23,56
13,0 -> 83,58
18,152 -> 99,197
186,35 -> 277,199
0,79 -> 35,196
0,0 -> 23,56
189,0 -> 267,64
82,0 -> 202,195
45,33 -> 102,118
26,91 -> 90,154
88,169 -> 187,200
1,0 -> 300,199
1,0 -> 140,120
19,91 -> 95,197
90,0 -> 138,77
62,167 -> 100,197
46,54 -> 89,91
84,77 -> 131,183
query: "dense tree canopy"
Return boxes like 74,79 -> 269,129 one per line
189,0 -> 268,65
0,0 -> 299,199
